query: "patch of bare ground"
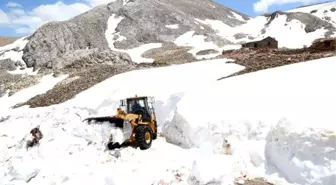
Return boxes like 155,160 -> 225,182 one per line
235,178 -> 275,185
142,42 -> 195,64
0,70 -> 40,97
0,36 -> 20,47
218,46 -> 336,80
19,64 -> 137,108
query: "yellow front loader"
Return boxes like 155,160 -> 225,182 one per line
83,95 -> 158,150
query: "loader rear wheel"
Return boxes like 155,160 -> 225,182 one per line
135,125 -> 153,150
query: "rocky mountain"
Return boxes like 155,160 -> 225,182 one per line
22,0 -> 250,69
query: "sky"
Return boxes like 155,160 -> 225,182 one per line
0,0 -> 331,37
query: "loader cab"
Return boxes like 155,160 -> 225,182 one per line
120,96 -> 156,121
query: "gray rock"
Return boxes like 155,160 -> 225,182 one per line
141,42 -> 194,64
0,70 -> 39,98
0,85 -> 5,97
8,91 -> 14,97
52,48 -> 133,70
196,49 -> 219,56
233,33 -> 248,40
22,3 -> 118,68
22,0 -> 249,68
0,59 -> 17,71
0,116 -> 10,123
14,61 -> 24,67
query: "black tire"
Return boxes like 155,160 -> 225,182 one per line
152,121 -> 158,140
135,125 -> 153,150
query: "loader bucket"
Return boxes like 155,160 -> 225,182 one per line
83,116 -> 125,129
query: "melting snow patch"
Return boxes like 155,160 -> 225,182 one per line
105,14 -> 125,49
174,31 -> 219,57
105,13 -> 162,63
125,43 -> 162,63
230,11 -> 249,22
165,24 -> 179,29
194,18 -> 234,39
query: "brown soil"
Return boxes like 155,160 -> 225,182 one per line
0,37 -> 20,47
218,47 -> 336,80
20,64 -> 137,108
235,178 -> 275,185
142,42 -> 195,64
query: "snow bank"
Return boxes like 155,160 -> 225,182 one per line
1,53 -> 335,185
190,143 -> 235,185
162,56 -> 336,184
265,118 -> 336,185
0,107 -> 197,185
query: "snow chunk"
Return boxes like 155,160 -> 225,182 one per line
265,118 -> 336,185
190,143 -> 234,185
8,156 -> 40,182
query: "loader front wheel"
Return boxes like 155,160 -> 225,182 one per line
135,125 -> 153,150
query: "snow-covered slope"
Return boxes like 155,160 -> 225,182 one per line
1,55 -> 335,185
287,1 -> 336,25
227,12 -> 335,48
219,1 -> 336,49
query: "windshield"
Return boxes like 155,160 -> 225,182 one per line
128,99 -> 146,113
